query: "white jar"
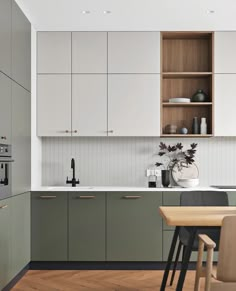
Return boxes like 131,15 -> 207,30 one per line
200,117 -> 207,134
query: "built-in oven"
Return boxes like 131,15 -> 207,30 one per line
0,144 -> 13,199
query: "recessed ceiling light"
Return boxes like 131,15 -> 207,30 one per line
206,10 -> 215,14
103,10 -> 111,14
81,10 -> 90,14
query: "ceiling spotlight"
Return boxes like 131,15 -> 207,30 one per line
206,10 -> 215,14
103,10 -> 111,14
82,10 -> 90,14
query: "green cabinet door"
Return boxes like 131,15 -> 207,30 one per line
107,192 -> 162,261
69,192 -> 106,261
11,192 -> 31,278
0,197 -> 12,290
31,192 -> 68,261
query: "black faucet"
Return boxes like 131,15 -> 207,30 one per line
66,158 -> 80,187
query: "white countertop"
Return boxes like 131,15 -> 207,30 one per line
31,186 -> 236,192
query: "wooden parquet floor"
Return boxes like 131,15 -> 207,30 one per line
12,270 -> 204,291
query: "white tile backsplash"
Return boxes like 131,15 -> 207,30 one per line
42,137 -> 236,187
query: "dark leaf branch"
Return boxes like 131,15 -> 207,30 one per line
155,142 -> 198,170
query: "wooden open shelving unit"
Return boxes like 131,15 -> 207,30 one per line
160,32 -> 214,137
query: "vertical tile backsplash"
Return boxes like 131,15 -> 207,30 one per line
42,137 -> 236,187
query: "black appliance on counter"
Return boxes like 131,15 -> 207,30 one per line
0,144 -> 13,199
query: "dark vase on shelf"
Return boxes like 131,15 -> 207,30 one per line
161,170 -> 170,188
191,89 -> 209,102
192,117 -> 199,134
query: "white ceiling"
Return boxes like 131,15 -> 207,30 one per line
16,0 -> 236,31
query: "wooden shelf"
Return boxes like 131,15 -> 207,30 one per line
162,72 -> 212,78
160,32 -> 214,137
161,134 -> 213,138
163,102 -> 212,106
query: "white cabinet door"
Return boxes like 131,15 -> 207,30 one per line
0,73 -> 11,144
108,32 -> 160,73
37,32 -> 71,73
215,32 -> 236,73
72,75 -> 107,136
12,83 -> 31,195
108,74 -> 160,136
37,75 -> 71,136
72,32 -> 107,73
215,74 -> 236,136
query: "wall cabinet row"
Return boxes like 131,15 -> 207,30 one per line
0,193 -> 30,290
31,192 -> 163,262
0,0 -> 31,91
37,74 -> 160,136
37,31 -> 160,74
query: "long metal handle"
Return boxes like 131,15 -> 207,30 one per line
77,195 -> 96,199
0,204 -> 8,209
123,195 -> 142,199
0,159 -> 14,163
107,130 -> 114,133
39,195 -> 57,199
1,136 -> 7,140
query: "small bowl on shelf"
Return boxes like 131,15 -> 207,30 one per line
177,178 -> 199,188
169,98 -> 191,103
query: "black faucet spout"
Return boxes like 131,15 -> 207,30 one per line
66,158 -> 80,187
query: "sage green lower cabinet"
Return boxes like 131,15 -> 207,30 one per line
68,192 -> 106,261
11,192 -> 31,278
107,192 -> 162,261
162,192 -> 181,231
0,197 -> 12,290
31,192 -> 67,261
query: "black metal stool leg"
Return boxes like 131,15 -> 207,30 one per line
160,226 -> 180,291
176,227 -> 197,291
170,240 -> 182,286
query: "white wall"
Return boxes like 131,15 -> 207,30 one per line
41,137 -> 236,187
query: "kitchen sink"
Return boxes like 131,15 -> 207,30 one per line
48,186 -> 94,190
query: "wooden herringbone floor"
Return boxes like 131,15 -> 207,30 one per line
12,270 -> 204,291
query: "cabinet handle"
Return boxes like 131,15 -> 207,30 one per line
1,136 -> 7,140
65,130 -> 70,133
123,196 -> 142,199
0,204 -> 8,209
39,195 -> 57,199
77,195 -> 96,199
107,130 -> 114,133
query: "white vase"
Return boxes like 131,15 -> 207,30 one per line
200,117 -> 207,134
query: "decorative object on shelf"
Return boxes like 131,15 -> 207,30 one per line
155,142 -> 198,187
200,117 -> 207,134
179,120 -> 188,134
192,117 -> 199,134
165,124 -> 177,134
180,127 -> 188,134
161,170 -> 170,187
168,98 -> 191,103
191,89 -> 209,102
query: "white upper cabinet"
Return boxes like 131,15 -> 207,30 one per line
72,32 -> 107,73
37,32 -> 71,73
215,32 -> 236,73
215,74 -> 236,136
108,74 -> 160,136
72,75 -> 107,136
108,32 -> 160,73
37,75 -> 71,136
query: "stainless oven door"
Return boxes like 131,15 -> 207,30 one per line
0,157 -> 14,199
